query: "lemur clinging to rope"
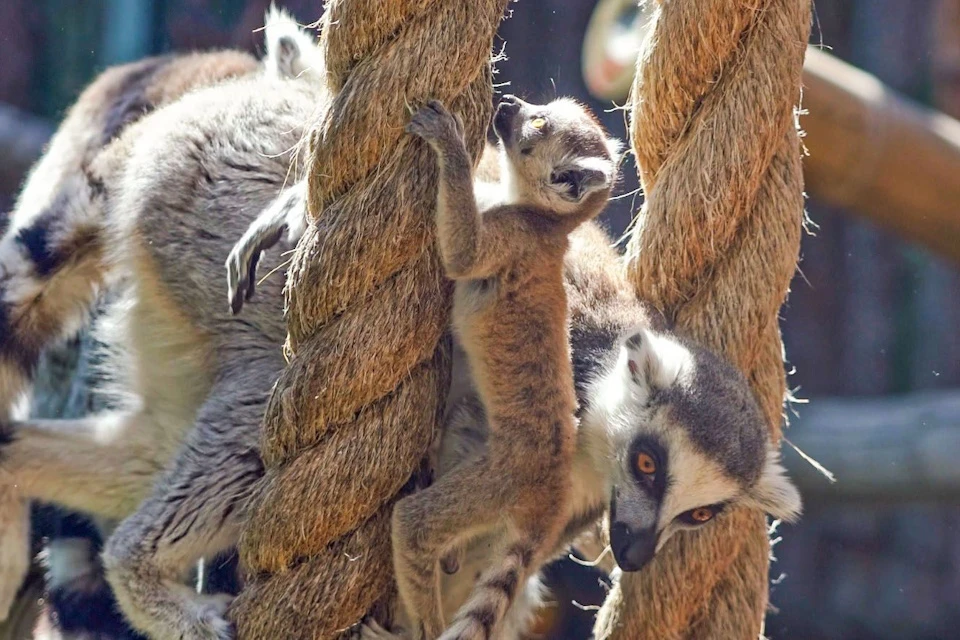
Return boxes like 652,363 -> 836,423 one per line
230,95 -> 802,640
390,96 -> 619,640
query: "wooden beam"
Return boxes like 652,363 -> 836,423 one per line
583,3 -> 960,262
798,49 -> 960,263
784,391 -> 960,503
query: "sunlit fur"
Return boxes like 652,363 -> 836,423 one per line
0,11 -> 325,639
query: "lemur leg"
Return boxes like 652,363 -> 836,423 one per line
0,487 -> 28,623
437,465 -> 565,640
0,411 -> 176,519
103,381 -> 266,640
392,457 -> 504,640
394,454 -> 565,640
0,410 -> 172,621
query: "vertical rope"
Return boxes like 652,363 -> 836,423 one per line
232,2 -> 508,637
595,1 -> 811,637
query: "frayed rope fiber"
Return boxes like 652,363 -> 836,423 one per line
231,1 -> 509,638
594,1 -> 811,638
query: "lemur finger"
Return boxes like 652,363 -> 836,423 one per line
452,113 -> 465,140
425,99 -> 448,116
405,120 -> 425,137
359,620 -> 407,640
226,254 -> 245,315
226,248 -> 251,315
245,250 -> 261,302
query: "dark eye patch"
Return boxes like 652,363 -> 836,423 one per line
628,436 -> 668,498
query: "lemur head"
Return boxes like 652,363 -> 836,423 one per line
263,4 -> 325,85
492,95 -> 622,214
584,328 -> 802,572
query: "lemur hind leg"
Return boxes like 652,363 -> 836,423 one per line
102,380 -> 266,640
392,457 -> 504,640
436,462 -> 567,640
1,410 -> 177,519
392,453 -> 563,640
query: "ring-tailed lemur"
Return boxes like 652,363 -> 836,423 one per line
389,96 -> 619,640
0,8 -> 327,639
230,105 -> 802,639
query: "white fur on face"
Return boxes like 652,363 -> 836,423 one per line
654,429 -> 741,535
498,146 -> 522,206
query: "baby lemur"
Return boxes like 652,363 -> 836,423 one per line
392,97 -> 620,640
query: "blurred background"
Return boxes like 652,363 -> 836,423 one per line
1,1 -> 959,639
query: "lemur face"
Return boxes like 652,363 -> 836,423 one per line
587,329 -> 802,572
493,95 -> 621,213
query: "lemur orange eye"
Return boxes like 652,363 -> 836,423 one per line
637,452 -> 657,475
690,507 -> 714,523
530,117 -> 546,130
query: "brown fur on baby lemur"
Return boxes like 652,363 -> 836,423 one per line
393,97 -> 621,640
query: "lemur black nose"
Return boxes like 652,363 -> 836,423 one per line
498,94 -> 522,114
610,522 -> 658,572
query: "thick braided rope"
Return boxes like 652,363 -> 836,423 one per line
594,1 -> 811,638
232,2 -> 508,638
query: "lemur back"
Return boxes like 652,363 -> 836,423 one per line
0,9 -> 329,639
390,97 -> 620,640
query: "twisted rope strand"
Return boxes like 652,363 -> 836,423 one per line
233,1 -> 508,637
596,1 -> 811,638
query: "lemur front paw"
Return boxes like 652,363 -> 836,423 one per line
224,220 -> 285,315
406,100 -> 465,148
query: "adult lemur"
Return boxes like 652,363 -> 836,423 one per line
233,99 -> 802,639
0,8 -> 326,639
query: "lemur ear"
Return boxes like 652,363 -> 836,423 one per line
550,159 -> 611,202
623,328 -> 688,391
606,137 -> 625,165
741,444 -> 803,523
276,36 -> 300,72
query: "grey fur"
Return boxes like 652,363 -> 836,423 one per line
0,11 -> 327,639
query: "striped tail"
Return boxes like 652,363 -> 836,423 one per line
438,539 -> 535,640
0,170 -> 108,420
